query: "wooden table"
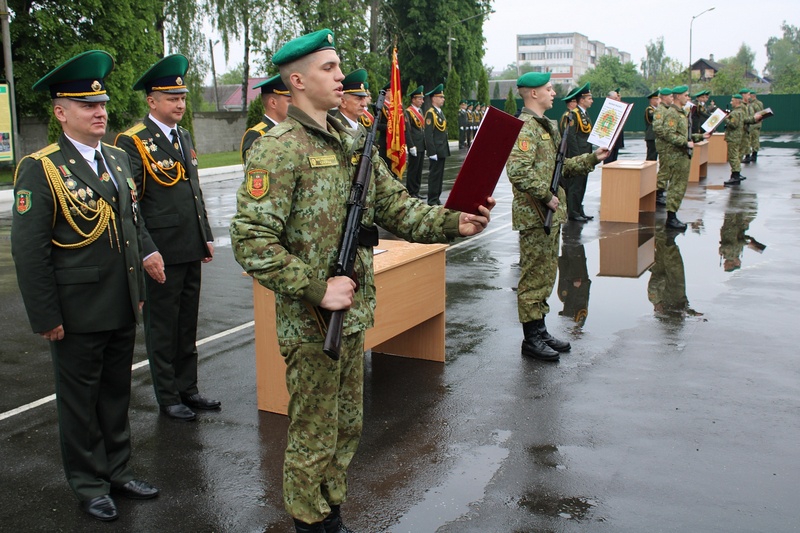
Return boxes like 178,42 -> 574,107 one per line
251,239 -> 448,415
598,225 -> 655,278
708,133 -> 728,164
599,160 -> 657,223
689,140 -> 709,182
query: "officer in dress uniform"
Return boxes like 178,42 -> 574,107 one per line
424,83 -> 450,205
559,88 -> 578,135
115,54 -> 220,421
240,74 -> 292,163
644,89 -> 660,161
564,82 -> 594,221
11,50 -> 158,522
691,89 -> 711,134
458,100 -> 468,149
330,68 -> 369,133
404,85 -> 426,197
358,81 -> 375,129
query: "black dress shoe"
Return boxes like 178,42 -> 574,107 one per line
568,214 -> 588,222
113,479 -> 159,500
160,403 -> 197,420
181,393 -> 221,410
580,213 -> 594,220
80,495 -> 118,522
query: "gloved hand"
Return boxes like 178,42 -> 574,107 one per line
430,154 -> 438,161
409,146 -> 417,157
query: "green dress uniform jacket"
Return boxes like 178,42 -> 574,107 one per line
404,105 -> 426,196
241,114 -> 278,164
424,106 -> 450,159
330,109 -> 367,136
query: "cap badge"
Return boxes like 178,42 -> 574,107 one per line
91,81 -> 102,92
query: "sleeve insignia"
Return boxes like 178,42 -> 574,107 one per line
246,169 -> 269,199
426,118 -> 432,125
15,190 -> 32,215
518,139 -> 531,152
541,133 -> 551,140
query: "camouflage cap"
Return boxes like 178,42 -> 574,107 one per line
133,54 -> 189,93
254,74 -> 289,95
517,72 -> 550,88
342,68 -> 369,96
272,29 -> 336,66
33,50 -> 114,102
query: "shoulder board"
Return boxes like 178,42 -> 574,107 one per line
251,122 -> 269,133
101,141 -> 126,154
30,143 -> 60,160
265,120 -> 295,139
120,122 -> 147,137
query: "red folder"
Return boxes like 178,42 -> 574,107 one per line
445,106 -> 524,215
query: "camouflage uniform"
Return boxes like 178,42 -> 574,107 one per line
724,104 -> 757,173
506,107 -> 599,322
748,96 -> 764,155
739,98 -> 755,158
230,105 -> 462,524
648,227 -> 689,316
653,101 -> 675,192
653,103 -> 703,213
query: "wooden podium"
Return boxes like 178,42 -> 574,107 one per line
598,224 -> 655,278
689,140 -> 709,182
708,133 -> 728,164
600,160 -> 657,223
252,240 -> 448,415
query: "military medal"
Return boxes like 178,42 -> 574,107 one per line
100,172 -> 110,182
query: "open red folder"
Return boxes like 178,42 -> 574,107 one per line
444,106 -> 524,215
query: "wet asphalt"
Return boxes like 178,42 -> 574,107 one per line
1,135 -> 798,532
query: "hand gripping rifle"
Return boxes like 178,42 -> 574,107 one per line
322,90 -> 387,360
544,113 -> 573,235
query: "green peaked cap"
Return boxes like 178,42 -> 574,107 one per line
408,85 -> 424,97
33,50 -> 114,102
272,29 -> 336,66
254,74 -> 289,95
425,84 -> 444,97
342,69 -> 369,96
133,54 -> 189,93
647,89 -> 660,98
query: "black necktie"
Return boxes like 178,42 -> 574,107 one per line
170,129 -> 182,157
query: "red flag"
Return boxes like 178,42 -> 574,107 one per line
386,47 -> 407,179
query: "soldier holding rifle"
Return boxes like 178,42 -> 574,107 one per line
506,72 -> 607,362
229,29 -> 493,533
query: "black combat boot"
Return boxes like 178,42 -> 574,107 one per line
665,211 -> 687,231
537,316 -> 571,352
294,519 -> 325,533
751,151 -> 758,163
656,189 -> 667,207
742,153 -> 751,164
322,506 -> 355,533
724,172 -> 742,186
521,321 -> 560,361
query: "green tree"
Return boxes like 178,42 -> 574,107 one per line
476,66 -> 489,105
733,43 -> 756,73
218,64 -> 245,85
8,0 -> 163,131
444,68 -> 461,140
504,87 -> 517,116
247,96 -> 265,128
162,0 -> 209,118
709,60 -> 748,96
641,37 -> 669,83
577,55 -> 649,97
766,23 -> 800,93
492,82 -> 500,99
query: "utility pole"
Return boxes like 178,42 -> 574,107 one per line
1,0 -> 18,163
209,39 -> 220,111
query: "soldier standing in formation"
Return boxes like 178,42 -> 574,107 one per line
458,99 -> 468,149
229,29 -> 494,532
115,54 -> 220,421
644,89 -> 660,161
653,87 -> 674,206
424,83 -> 449,205
564,82 -> 594,222
723,93 -> 762,186
240,74 -> 292,164
11,50 -> 158,522
691,89 -> 711,134
559,89 -> 578,135
358,81 -> 375,129
742,88 -> 764,163
330,68 -> 369,133
653,85 -> 709,230
404,85 -> 426,197
506,72 -> 608,362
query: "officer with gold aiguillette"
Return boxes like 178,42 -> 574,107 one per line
11,50 -> 158,522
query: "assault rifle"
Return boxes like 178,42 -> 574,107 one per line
544,113 -> 573,235
322,90 -> 387,360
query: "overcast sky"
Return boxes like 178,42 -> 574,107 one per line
211,0 -> 796,81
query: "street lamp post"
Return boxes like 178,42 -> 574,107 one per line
447,9 -> 494,73
689,7 -> 715,85
209,39 -> 220,111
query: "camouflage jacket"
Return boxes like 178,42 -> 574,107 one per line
230,105 -> 461,345
724,105 -> 756,143
749,98 -> 764,131
653,104 -> 703,157
506,107 -> 599,232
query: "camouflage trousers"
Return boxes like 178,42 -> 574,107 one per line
517,225 -> 560,322
282,331 -> 366,524
664,155 -> 691,213
739,129 -> 751,157
727,138 -> 742,173
749,127 -> 761,153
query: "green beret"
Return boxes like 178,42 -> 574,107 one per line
516,72 -> 550,88
408,85 -> 424,98
272,29 -> 336,66
647,89 -> 660,99
133,54 -> 189,93
33,50 -> 114,102
672,85 -> 689,94
341,68 -> 368,96
659,87 -> 673,96
425,84 -> 444,97
254,74 -> 289,95
731,93 -> 743,100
